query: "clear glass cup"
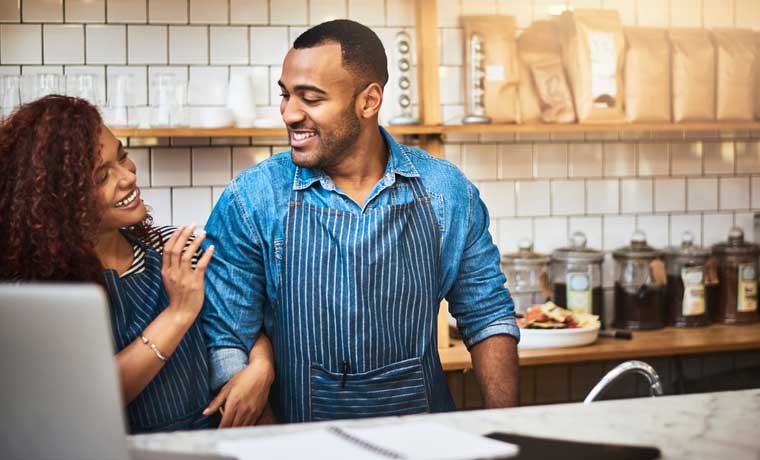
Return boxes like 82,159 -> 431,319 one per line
103,74 -> 133,127
21,74 -> 65,103
151,73 -> 176,127
66,74 -> 101,106
1,75 -> 21,120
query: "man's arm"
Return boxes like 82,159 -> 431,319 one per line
470,334 -> 519,408
445,182 -> 520,407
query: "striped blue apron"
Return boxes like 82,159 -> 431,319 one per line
103,232 -> 219,433
271,175 -> 455,423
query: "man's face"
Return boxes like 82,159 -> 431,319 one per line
279,43 -> 362,170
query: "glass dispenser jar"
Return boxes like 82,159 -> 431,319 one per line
550,232 -> 605,322
501,238 -> 550,315
664,231 -> 714,327
613,230 -> 667,330
711,227 -> 759,324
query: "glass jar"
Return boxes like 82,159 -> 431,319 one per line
711,227 -> 759,324
550,232 -> 605,322
501,238 -> 550,315
613,230 -> 667,330
664,231 -> 714,327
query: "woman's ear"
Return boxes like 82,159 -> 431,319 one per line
357,82 -> 384,119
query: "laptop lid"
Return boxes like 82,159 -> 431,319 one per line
0,283 -> 131,460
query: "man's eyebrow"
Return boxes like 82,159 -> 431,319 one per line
277,80 -> 327,95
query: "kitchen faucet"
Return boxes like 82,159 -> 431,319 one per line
584,360 -> 664,404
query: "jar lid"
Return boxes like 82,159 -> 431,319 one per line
551,231 -> 604,263
612,230 -> 662,260
712,226 -> 760,256
665,230 -> 710,260
501,238 -> 550,266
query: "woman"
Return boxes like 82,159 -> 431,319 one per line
0,95 -> 273,433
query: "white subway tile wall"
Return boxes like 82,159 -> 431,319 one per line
66,0 -> 105,22
0,0 -> 758,261
128,25 -> 168,64
107,0 -> 146,23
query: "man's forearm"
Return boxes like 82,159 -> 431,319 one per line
470,334 -> 519,408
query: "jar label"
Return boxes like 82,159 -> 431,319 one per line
566,272 -> 591,314
737,264 -> 758,312
681,266 -> 705,316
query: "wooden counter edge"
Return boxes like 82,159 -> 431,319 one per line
438,324 -> 760,371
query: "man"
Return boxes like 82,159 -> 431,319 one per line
202,19 -> 519,425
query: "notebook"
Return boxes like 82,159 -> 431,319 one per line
485,432 -> 661,460
216,422 -> 519,460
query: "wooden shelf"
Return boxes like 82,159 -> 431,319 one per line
111,121 -> 760,139
443,121 -> 760,135
111,124 -> 442,139
438,323 -> 760,371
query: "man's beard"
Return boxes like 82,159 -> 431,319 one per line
290,98 -> 362,170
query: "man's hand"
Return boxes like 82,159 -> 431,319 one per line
203,359 -> 275,428
470,334 -> 519,408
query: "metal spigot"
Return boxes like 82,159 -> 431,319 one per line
583,360 -> 663,404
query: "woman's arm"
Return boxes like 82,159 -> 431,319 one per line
115,226 -> 214,404
203,333 -> 275,427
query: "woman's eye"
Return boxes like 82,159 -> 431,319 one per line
119,153 -> 128,163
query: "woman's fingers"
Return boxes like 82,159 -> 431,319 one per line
162,226 -> 184,270
171,224 -> 196,270
182,230 -> 206,269
203,383 -> 229,417
194,245 -> 214,278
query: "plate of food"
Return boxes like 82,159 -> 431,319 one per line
517,302 -> 600,349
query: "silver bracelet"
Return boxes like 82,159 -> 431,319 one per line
140,334 -> 168,362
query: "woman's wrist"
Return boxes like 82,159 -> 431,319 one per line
165,302 -> 198,329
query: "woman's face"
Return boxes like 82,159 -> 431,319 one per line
95,126 -> 147,232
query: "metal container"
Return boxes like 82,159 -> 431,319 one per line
711,227 -> 759,324
612,230 -> 667,330
550,231 -> 605,322
501,238 -> 550,315
664,231 -> 714,328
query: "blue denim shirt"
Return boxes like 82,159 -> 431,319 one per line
202,127 -> 519,390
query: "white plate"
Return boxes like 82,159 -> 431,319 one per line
518,325 -> 600,349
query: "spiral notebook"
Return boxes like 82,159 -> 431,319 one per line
216,422 -> 519,460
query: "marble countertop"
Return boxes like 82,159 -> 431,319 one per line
130,389 -> 760,459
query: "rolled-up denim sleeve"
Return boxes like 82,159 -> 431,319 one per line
202,181 -> 267,390
446,183 -> 520,349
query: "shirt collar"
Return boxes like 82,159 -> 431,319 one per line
292,126 -> 420,191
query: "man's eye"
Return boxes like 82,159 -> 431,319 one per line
303,98 -> 320,104
119,152 -> 128,163
279,93 -> 289,98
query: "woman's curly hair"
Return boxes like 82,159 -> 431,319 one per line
0,95 -> 152,283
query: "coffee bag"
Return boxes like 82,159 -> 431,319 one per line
624,28 -> 671,122
670,28 -> 715,122
712,29 -> 756,121
559,9 -> 625,123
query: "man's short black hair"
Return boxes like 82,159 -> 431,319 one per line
293,19 -> 388,88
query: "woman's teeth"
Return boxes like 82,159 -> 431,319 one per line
292,131 -> 316,141
115,189 -> 138,208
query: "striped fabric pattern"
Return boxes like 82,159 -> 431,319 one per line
273,175 -> 454,422
103,228 -> 214,434
121,226 -> 199,278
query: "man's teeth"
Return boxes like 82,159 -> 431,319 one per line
292,131 -> 316,141
115,190 -> 138,208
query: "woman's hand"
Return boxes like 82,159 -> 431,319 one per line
161,225 -> 214,322
203,334 -> 276,427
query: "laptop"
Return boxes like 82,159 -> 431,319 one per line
0,284 -> 235,460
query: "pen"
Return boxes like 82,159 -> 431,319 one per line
219,406 -> 225,416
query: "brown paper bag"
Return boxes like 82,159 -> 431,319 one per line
712,29 -> 756,121
755,32 -> 760,120
517,20 -> 575,124
461,15 -> 520,123
558,9 -> 625,124
670,28 -> 715,122
624,28 -> 671,122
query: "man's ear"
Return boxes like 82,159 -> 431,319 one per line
357,82 -> 383,119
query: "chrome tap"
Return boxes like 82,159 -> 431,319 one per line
583,360 -> 663,404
